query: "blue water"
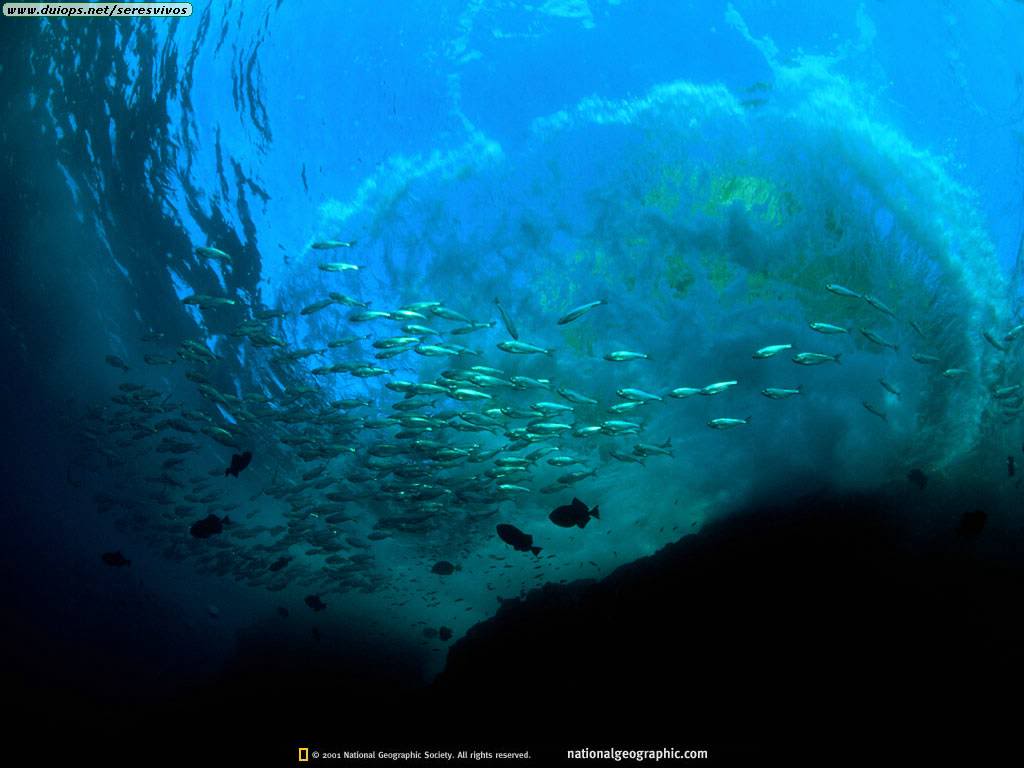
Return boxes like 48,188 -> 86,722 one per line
3,0 -> 1024,699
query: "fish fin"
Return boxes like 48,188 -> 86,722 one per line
591,505 -> 600,520
222,516 -> 231,525
578,518 -> 589,529
531,546 -> 542,556
745,416 -> 753,423
224,467 -> 231,476
834,353 -> 842,364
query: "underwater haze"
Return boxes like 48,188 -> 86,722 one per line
3,0 -> 1024,759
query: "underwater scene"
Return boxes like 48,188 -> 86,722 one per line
4,0 -> 1024,763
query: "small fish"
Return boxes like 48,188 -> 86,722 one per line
761,386 -> 801,400
1004,324 -> 1024,343
439,626 -> 453,642
373,336 -> 421,349
494,298 -> 519,340
862,294 -> 896,318
994,385 -> 1020,399
668,387 -> 702,398
190,514 -> 230,539
549,497 -> 600,528
304,594 -> 328,611
101,551 -> 130,567
311,240 -> 356,249
608,401 -> 643,413
942,368 -> 967,379
557,387 -> 597,405
982,331 -> 1007,352
792,352 -> 841,366
752,344 -> 792,359
431,560 -> 461,575
496,523 -> 542,555
700,380 -> 738,395
301,299 -> 336,316
269,556 -> 291,572
809,322 -> 850,335
431,306 -> 472,323
547,456 -> 586,467
825,283 -> 862,299
557,299 -> 606,325
318,262 -> 361,272
609,450 -> 645,465
859,328 -> 898,351
196,246 -> 231,263
617,388 -> 662,402
633,439 -> 673,458
600,420 -> 642,435
450,321 -> 496,335
879,379 -> 901,398
498,341 -> 553,356
105,355 -> 130,372
498,484 -> 531,494
862,402 -> 887,422
604,350 -> 649,361
909,320 -> 927,338
557,469 -> 597,485
707,417 -> 751,430
911,353 -> 940,365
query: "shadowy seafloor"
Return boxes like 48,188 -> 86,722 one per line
8,488 -> 1021,764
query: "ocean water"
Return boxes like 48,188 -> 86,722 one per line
3,0 -> 1024,758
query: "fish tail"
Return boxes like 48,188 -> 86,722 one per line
834,353 -> 842,364
531,546 -> 542,556
591,505 -> 600,520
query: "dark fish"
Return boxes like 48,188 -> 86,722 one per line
494,298 -> 519,340
496,523 -> 542,555
1009,456 -> 1016,478
957,510 -> 987,538
439,626 -> 453,642
190,514 -> 230,539
305,594 -> 327,612
549,497 -> 600,528
431,560 -> 460,575
101,551 -> 130,567
104,355 -> 129,372
906,468 -> 927,490
277,606 -> 289,618
269,556 -> 291,572
224,450 -> 253,478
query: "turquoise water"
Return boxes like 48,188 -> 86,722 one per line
3,0 -> 1024,688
